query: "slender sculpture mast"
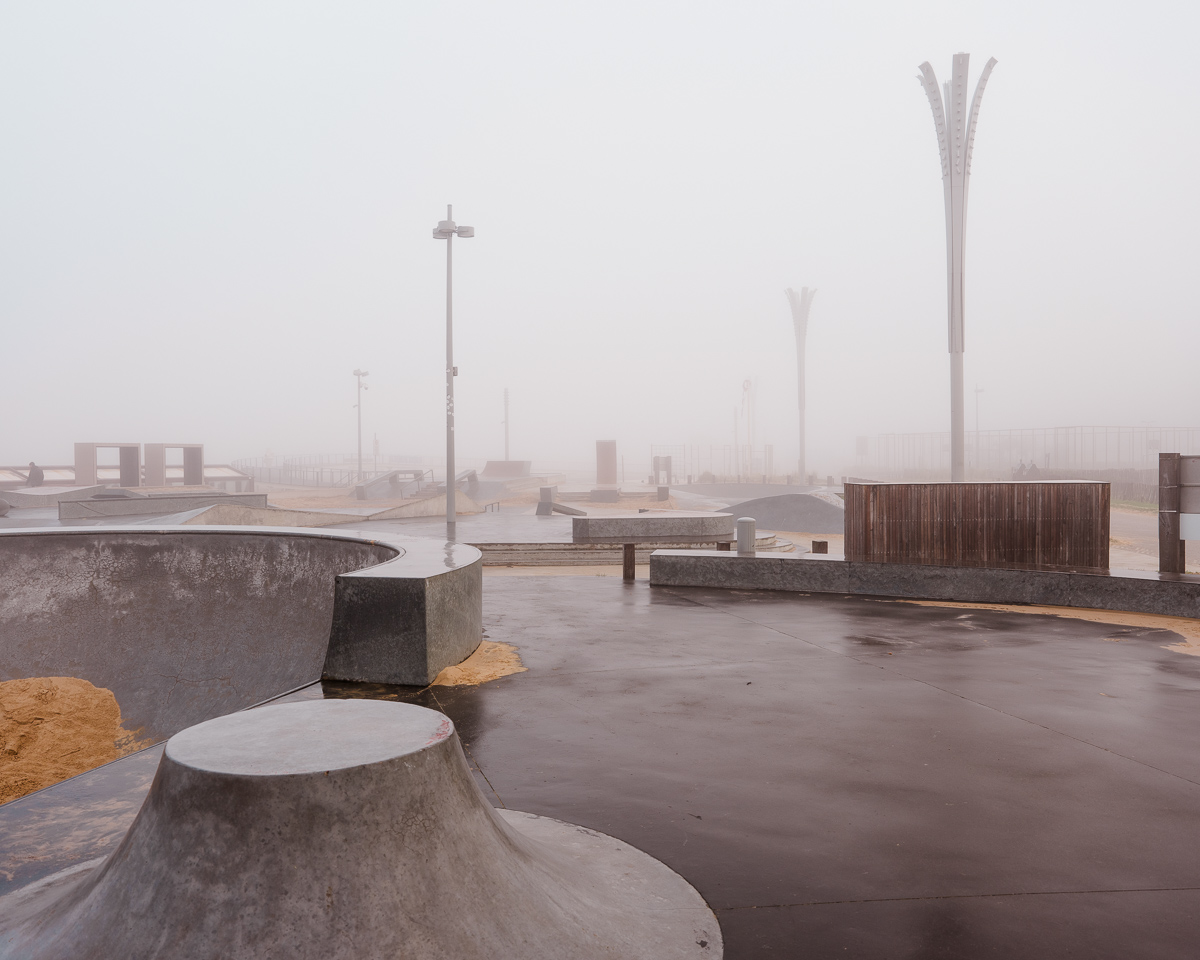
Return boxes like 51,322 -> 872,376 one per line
917,53 -> 996,481
785,286 -> 816,479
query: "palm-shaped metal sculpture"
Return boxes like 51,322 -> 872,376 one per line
918,53 -> 997,481
785,286 -> 816,479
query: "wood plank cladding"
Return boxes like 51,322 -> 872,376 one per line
844,482 -> 1110,571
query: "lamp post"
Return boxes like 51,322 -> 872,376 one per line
785,287 -> 816,480
917,53 -> 997,482
432,205 -> 474,539
353,369 -> 369,481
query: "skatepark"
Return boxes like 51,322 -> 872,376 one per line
3,488 -> 1200,956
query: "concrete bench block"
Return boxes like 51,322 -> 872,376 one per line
573,511 -> 733,544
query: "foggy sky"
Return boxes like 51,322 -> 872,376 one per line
2,1 -> 1197,476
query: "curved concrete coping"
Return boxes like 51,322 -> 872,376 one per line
648,550 -> 1200,620
572,511 -> 734,544
0,526 -> 483,742
0,700 -> 721,960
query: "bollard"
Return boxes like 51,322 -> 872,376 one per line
736,517 -> 756,555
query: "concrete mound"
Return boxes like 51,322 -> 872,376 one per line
0,700 -> 720,959
724,493 -> 845,535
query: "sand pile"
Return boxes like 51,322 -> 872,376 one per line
0,677 -> 148,804
432,641 -> 527,686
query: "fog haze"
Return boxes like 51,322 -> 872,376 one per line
2,1 -> 1197,475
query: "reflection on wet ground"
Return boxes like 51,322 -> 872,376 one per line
6,580 -> 1200,958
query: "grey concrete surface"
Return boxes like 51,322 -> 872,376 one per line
0,700 -> 719,959
58,492 -> 268,519
7,579 -> 1200,956
650,550 -> 1200,617
573,511 -> 734,544
721,492 -> 845,535
0,486 -> 106,507
0,527 -> 481,742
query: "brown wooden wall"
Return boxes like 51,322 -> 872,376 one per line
843,482 -> 1110,571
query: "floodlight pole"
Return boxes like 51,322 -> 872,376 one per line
353,369 -> 369,481
918,53 -> 997,482
503,387 -> 510,461
433,204 -> 474,540
785,287 -> 816,480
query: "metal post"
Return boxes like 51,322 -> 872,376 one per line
504,387 -> 510,461
785,287 -> 816,479
445,204 -> 455,540
622,543 -> 636,582
357,376 -> 363,482
1160,453 -> 1184,574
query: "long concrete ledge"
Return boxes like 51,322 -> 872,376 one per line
0,526 -> 482,743
650,550 -> 1200,619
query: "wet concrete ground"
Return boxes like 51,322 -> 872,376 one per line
5,578 -> 1200,957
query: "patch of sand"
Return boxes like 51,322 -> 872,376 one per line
0,677 -> 150,804
894,599 -> 1200,656
432,641 -> 527,686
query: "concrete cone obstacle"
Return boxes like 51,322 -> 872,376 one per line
0,699 -> 721,959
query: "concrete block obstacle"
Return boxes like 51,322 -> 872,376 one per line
0,700 -> 721,959
323,537 -> 483,686
573,511 -> 735,582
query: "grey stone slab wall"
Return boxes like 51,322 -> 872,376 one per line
650,550 -> 1200,619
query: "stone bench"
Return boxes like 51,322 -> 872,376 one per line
572,512 -> 734,580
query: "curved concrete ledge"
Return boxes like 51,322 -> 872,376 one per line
0,700 -> 720,959
649,550 -> 1200,619
0,526 -> 482,743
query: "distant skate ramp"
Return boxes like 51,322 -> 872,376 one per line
722,493 -> 845,535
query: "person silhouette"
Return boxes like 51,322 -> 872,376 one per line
26,461 -> 44,487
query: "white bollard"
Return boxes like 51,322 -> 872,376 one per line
736,517 -> 756,555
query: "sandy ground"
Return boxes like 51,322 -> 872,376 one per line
898,598 -> 1200,657
431,640 -> 526,685
0,678 -> 148,804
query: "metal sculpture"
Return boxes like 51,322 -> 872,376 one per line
917,53 -> 997,481
785,286 -> 816,479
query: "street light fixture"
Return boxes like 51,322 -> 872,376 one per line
917,53 -> 997,482
353,369 -> 369,481
432,204 -> 474,540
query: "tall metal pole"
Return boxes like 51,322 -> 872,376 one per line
445,204 -> 455,539
353,369 -> 368,481
785,287 -> 815,480
504,387 -> 510,461
918,53 -> 997,482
